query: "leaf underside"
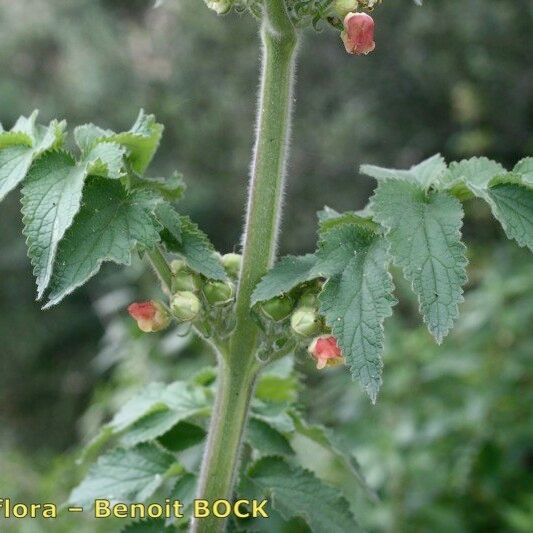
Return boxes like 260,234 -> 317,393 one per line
318,226 -> 396,403
371,180 -> 468,343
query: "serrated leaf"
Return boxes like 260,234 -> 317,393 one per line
86,381 -> 209,456
122,519 -> 174,533
155,202 -> 182,242
441,162 -> 533,252
317,226 -> 396,402
251,401 -> 295,434
109,110 -> 163,174
74,123 -> 112,154
318,209 -> 378,235
290,413 -> 378,502
133,171 -> 186,201
119,408 -> 188,448
43,178 -> 162,308
75,110 -> 163,174
514,157 -> 533,185
251,254 -> 318,306
243,457 -> 360,532
371,180 -> 468,343
22,145 -> 126,299
69,443 -> 177,507
246,418 -> 294,457
440,157 -> 507,198
0,112 -> 65,201
360,154 -> 447,189
85,141 -> 126,180
162,215 -> 226,280
487,183 -> 533,252
314,223 -> 376,278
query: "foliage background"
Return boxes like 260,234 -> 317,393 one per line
0,0 -> 531,531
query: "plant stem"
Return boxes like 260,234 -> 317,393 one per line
147,246 -> 173,293
191,2 -> 297,531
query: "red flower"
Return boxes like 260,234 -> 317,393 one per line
308,335 -> 344,370
341,12 -> 376,56
128,300 -> 170,333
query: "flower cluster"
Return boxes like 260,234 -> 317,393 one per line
128,254 -> 240,334
259,286 -> 345,371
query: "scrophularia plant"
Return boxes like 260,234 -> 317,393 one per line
1,0 -> 532,531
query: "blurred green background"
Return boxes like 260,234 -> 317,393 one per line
0,0 -> 531,531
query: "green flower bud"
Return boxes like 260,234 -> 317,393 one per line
203,280 -> 234,306
173,271 -> 197,292
299,289 -> 318,307
291,306 -> 321,337
204,0 -> 232,15
170,260 -> 197,292
222,253 -> 242,278
170,259 -> 187,274
260,295 -> 294,322
334,0 -> 358,17
171,291 -> 201,321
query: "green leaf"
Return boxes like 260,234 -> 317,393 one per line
43,178 -> 162,307
314,223 -> 374,278
487,183 -> 533,252
122,519 -> 174,533
119,409 -> 189,448
317,225 -> 396,402
251,254 -> 318,306
440,160 -> 533,252
169,473 -> 197,510
360,154 -> 447,189
371,180 -> 468,343
162,215 -> 227,280
440,157 -> 506,198
158,421 -> 206,452
74,110 -> 163,174
90,381 -> 209,453
255,357 -> 299,404
21,145 -> 126,299
133,171 -> 186,201
0,112 -> 65,201
246,418 -> 294,457
69,443 -> 177,507
155,202 -> 182,242
319,211 -> 378,235
513,157 -> 533,185
243,457 -> 360,532
290,413 -> 378,502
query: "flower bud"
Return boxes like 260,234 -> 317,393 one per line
334,0 -> 358,18
171,291 -> 201,321
170,260 -> 197,292
260,295 -> 294,322
308,335 -> 344,369
203,280 -> 234,306
290,306 -> 321,337
222,253 -> 242,278
128,300 -> 170,333
341,12 -> 376,56
204,0 -> 232,15
298,289 -> 318,308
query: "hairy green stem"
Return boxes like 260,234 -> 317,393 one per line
147,246 -> 173,293
191,2 -> 297,531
